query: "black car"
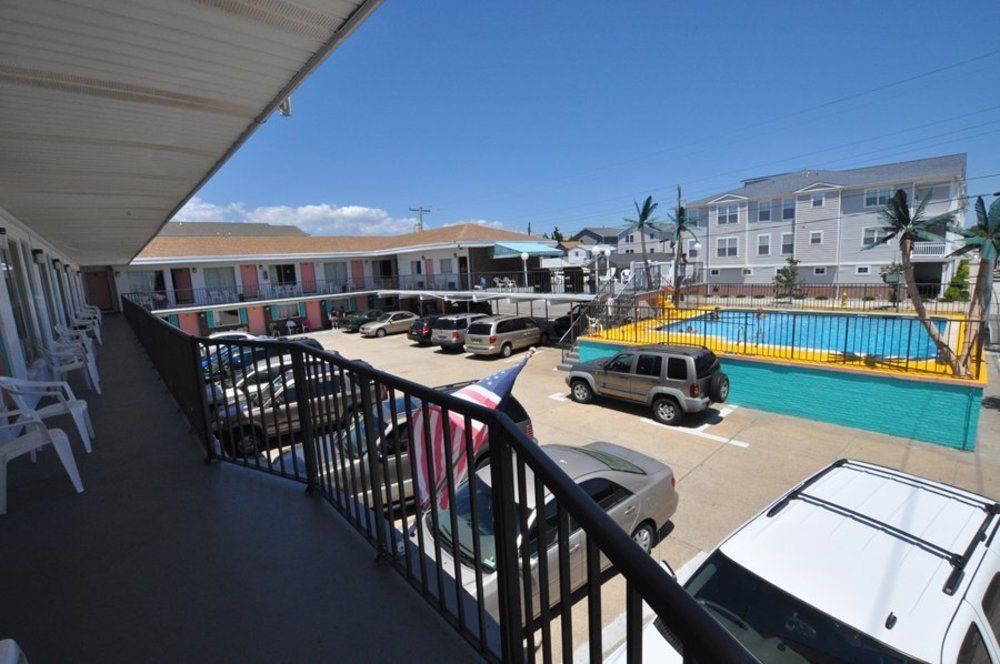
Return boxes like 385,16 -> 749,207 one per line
551,303 -> 590,340
342,309 -> 382,332
406,315 -> 442,345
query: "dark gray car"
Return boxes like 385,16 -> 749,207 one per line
566,345 -> 729,425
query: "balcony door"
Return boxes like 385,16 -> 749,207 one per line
240,264 -> 259,298
171,268 -> 193,304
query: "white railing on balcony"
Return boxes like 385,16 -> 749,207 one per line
911,241 -> 947,257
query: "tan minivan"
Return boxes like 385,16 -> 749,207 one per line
464,315 -> 544,358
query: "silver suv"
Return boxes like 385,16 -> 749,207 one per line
430,313 -> 486,351
464,315 -> 544,358
566,344 -> 729,425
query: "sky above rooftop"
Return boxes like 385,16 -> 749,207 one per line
179,0 -> 1000,236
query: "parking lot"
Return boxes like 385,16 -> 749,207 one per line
303,326 -> 1000,655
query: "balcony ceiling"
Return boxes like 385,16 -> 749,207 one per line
0,0 -> 380,266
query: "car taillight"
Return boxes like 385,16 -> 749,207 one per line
422,326 -> 430,334
689,382 -> 700,398
489,334 -> 497,343
670,474 -> 676,488
452,331 -> 460,340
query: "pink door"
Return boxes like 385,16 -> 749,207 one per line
171,268 -> 193,304
300,262 -> 317,293
240,264 -> 259,298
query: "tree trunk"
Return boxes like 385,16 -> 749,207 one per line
639,223 -> 651,292
901,237 -> 965,376
959,256 -> 994,370
672,252 -> 682,308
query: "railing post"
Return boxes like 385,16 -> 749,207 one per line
487,426 -> 525,662
357,374 -> 388,554
191,334 -> 216,464
290,346 -> 320,494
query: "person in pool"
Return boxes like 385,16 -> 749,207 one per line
754,307 -> 767,320
709,307 -> 721,322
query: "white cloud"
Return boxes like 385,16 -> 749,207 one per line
173,196 -> 421,236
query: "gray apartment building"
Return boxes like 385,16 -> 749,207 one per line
618,154 -> 966,287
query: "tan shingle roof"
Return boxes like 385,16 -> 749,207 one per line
135,224 -> 540,260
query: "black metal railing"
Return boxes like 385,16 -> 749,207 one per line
693,281 -> 970,313
589,301 -> 984,380
121,294 -> 756,663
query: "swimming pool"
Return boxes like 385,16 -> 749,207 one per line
658,310 -> 949,360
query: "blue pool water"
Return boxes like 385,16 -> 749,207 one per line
658,310 -> 948,360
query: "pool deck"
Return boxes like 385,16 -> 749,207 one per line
588,305 -> 986,385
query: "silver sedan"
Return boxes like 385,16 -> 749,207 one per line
359,311 -> 419,338
413,441 -> 678,619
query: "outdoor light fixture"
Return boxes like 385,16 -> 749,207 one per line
32,249 -> 44,264
0,227 -> 7,249
114,270 -> 121,277
52,259 -> 61,269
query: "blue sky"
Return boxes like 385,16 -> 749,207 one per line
180,0 -> 1000,236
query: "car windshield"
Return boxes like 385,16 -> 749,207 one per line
576,448 -> 644,474
432,474 -> 510,573
685,553 -> 917,663
467,322 -> 492,335
375,314 -> 391,323
340,400 -> 401,458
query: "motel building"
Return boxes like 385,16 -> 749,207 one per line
97,221 -> 561,335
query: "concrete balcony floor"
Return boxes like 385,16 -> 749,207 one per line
0,316 -> 473,663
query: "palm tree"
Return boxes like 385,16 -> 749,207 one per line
865,189 -> 962,375
625,196 -> 658,290
950,195 -> 1000,370
668,185 -> 699,308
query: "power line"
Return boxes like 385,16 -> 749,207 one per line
439,49 -> 1000,211
408,206 -> 431,232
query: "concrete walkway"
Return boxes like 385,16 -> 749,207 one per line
0,316 -> 473,663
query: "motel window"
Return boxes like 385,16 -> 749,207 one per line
36,257 -> 61,327
269,264 -> 296,285
864,187 -> 891,207
323,261 -> 348,284
439,258 -> 453,274
814,267 -> 827,275
757,201 -> 771,222
757,235 -> 770,256
216,309 -> 242,327
710,269 -> 720,276
810,231 -> 823,245
811,193 -> 824,207
410,260 -> 422,275
781,232 -> 794,255
782,199 -> 795,221
742,268 -> 753,276
855,266 -> 871,275
688,208 -> 702,227
203,267 -> 237,293
1,241 -> 40,365
716,237 -> 738,257
716,204 -> 739,225
127,270 -> 164,295
273,303 -> 300,319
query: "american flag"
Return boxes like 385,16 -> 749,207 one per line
410,358 -> 530,511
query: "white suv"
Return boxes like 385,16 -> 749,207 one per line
615,459 -> 999,663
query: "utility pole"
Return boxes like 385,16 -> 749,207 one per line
409,206 -> 431,232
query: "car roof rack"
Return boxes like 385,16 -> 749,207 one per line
767,459 -> 1000,596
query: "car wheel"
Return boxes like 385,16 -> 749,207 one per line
709,373 -> 730,403
501,343 -> 513,358
227,428 -> 259,458
631,522 -> 655,554
376,328 -> 386,338
570,379 -> 593,404
652,396 -> 682,425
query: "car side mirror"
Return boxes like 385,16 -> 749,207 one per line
659,559 -> 677,579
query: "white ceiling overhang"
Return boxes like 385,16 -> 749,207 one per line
0,0 -> 381,266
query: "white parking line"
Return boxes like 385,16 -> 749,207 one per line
642,418 -> 750,448
693,404 -> 737,432
548,392 -> 569,402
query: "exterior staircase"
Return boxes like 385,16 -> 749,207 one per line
556,341 -> 580,371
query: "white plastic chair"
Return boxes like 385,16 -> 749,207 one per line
39,343 -> 101,394
70,315 -> 102,345
0,377 -> 95,453
55,325 -> 97,359
0,410 -> 84,514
